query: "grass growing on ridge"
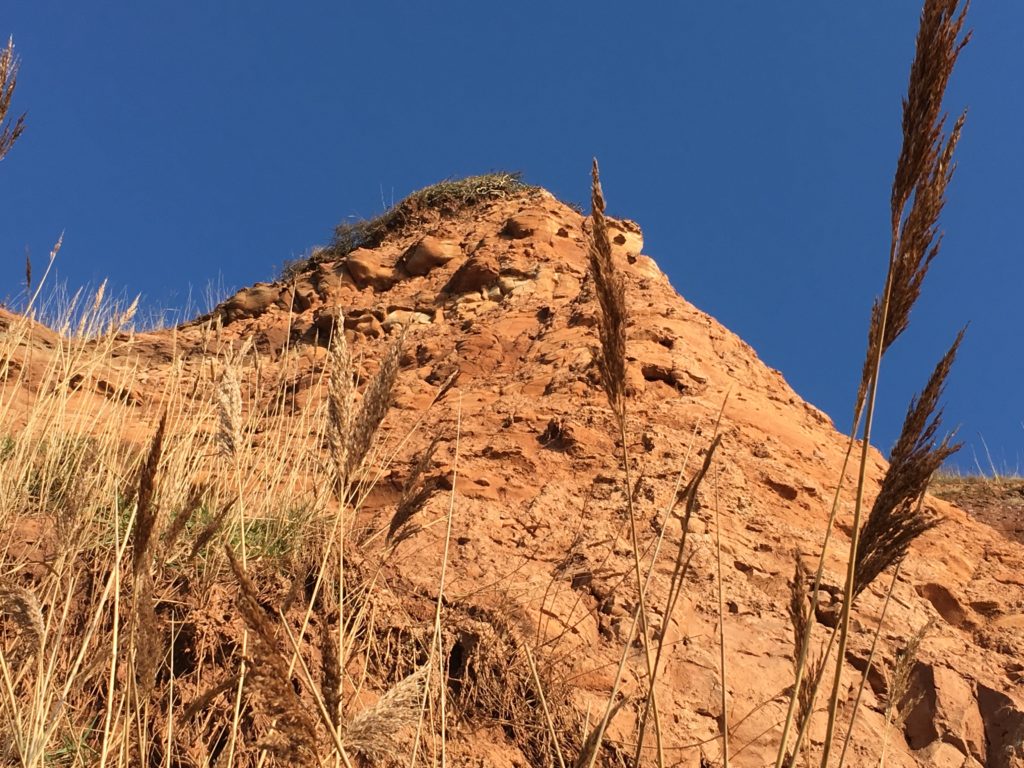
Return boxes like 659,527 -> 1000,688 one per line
929,472 -> 1024,545
281,172 -> 540,280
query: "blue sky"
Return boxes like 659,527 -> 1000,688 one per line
3,3 -> 1022,472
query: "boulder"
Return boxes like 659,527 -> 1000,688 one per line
219,283 -> 280,323
443,252 -> 501,295
403,236 -> 461,276
501,212 -> 561,240
345,248 -> 397,290
903,663 -> 986,765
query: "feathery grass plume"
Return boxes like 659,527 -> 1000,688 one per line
0,578 -> 44,670
853,330 -> 963,598
225,546 -> 320,761
115,294 -> 140,334
878,621 -> 932,767
217,365 -> 243,457
327,325 -> 354,490
341,666 -> 426,762
387,435 -> 441,544
0,37 -> 26,161
788,556 -> 812,668
587,159 -> 628,417
891,1 -> 970,229
320,612 -> 342,730
783,556 -> 822,767
78,280 -> 107,338
795,655 -> 826,766
856,0 -> 969,419
819,4 -> 971,764
132,411 -> 167,576
130,412 -> 169,700
345,330 -> 404,485
587,159 -> 665,764
786,561 -> 811,765
134,571 -> 161,698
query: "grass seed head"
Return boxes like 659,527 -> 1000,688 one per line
216,365 -> 243,458
892,0 -> 970,227
345,331 -> 404,488
387,435 -> 441,544
132,410 -> 167,576
0,37 -> 26,161
327,326 -> 354,490
163,482 -> 208,555
886,620 -> 932,729
856,0 -> 970,420
341,666 -> 427,762
0,578 -> 44,669
587,159 -> 628,418
784,556 -> 824,765
225,547 -> 320,760
854,330 -> 964,597
788,556 -> 811,672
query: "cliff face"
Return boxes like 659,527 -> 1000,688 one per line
2,184 -> 1022,767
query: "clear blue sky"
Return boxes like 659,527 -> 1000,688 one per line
3,3 -> 1022,473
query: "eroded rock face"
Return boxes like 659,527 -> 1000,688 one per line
978,685 -> 1024,768
402,235 -> 461,276
903,664 -> 987,764
345,247 -> 398,290
9,188 -> 1024,767
444,250 -> 501,296
219,282 -> 281,322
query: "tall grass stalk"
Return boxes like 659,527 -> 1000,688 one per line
818,2 -> 969,765
587,158 -> 666,766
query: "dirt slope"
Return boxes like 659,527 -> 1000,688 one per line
3,186 -> 1022,767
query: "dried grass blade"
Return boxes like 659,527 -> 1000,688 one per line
132,410 -> 167,577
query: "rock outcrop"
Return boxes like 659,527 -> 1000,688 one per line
3,184 -> 1021,767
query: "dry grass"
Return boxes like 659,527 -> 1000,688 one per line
586,160 -> 628,421
784,556 -> 824,767
0,284 -> 461,765
781,3 -> 972,767
0,37 -> 25,162
0,2 -> 981,765
584,162 -> 731,768
585,159 -> 665,766
2,40 -> 574,766
0,272 -> 599,766
852,331 -> 963,599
